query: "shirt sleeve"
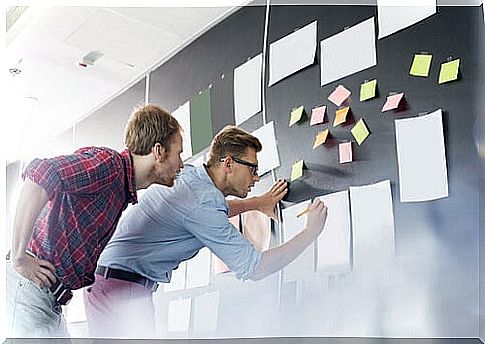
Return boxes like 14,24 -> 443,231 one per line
183,193 -> 262,280
22,148 -> 122,200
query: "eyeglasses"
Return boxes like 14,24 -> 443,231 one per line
221,155 -> 259,176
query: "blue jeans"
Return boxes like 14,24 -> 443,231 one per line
6,262 -> 69,338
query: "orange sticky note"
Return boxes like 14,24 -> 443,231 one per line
313,129 -> 329,149
381,93 -> 404,112
339,142 -> 352,163
333,107 -> 350,126
328,85 -> 351,106
310,106 -> 326,125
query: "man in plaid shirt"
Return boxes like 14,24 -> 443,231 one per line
6,104 -> 184,337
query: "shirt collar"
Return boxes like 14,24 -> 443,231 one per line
121,150 -> 138,205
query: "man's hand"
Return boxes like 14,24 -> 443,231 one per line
12,253 -> 56,289
258,179 -> 288,222
305,198 -> 328,237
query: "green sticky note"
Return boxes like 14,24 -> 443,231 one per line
438,59 -> 460,84
351,119 -> 370,145
360,79 -> 377,101
290,160 -> 304,181
190,88 -> 213,155
410,54 -> 433,77
289,106 -> 304,126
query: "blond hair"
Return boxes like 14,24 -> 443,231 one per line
206,126 -> 262,167
124,104 -> 180,155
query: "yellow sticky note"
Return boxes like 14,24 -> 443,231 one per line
289,106 -> 304,126
333,107 -> 350,127
290,160 -> 304,181
410,54 -> 432,77
313,129 -> 329,149
351,119 -> 370,145
360,79 -> 377,101
438,59 -> 460,84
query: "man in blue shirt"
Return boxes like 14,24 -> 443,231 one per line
84,126 -> 328,338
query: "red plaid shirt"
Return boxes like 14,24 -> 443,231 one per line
22,147 -> 137,290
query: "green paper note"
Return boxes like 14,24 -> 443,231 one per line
351,119 -> 370,145
360,79 -> 377,101
438,59 -> 460,84
290,160 -> 304,181
410,54 -> 432,77
190,88 -> 213,155
289,106 -> 304,126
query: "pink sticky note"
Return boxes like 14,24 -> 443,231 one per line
381,93 -> 404,112
310,106 -> 326,125
339,142 -> 352,163
328,85 -> 351,106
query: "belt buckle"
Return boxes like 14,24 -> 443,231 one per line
56,288 -> 73,306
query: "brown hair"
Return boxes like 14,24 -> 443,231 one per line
124,104 -> 180,155
206,126 -> 262,167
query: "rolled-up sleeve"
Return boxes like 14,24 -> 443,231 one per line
22,158 -> 62,200
183,195 -> 262,280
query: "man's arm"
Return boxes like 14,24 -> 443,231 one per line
250,198 -> 327,281
10,179 -> 56,288
227,179 -> 287,221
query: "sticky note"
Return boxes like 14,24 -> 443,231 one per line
333,107 -> 350,126
381,93 -> 404,112
410,54 -> 432,77
360,79 -> 377,101
289,106 -> 305,126
328,85 -> 351,106
339,142 -> 352,163
351,119 -> 370,145
310,106 -> 326,125
313,129 -> 329,149
438,58 -> 460,84
291,160 -> 304,181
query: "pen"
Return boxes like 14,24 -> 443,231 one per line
296,207 -> 310,218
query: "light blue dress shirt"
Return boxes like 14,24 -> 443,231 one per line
98,164 -> 262,282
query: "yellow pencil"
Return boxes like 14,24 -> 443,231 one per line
296,207 -> 310,218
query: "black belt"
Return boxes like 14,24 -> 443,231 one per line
49,279 -> 73,306
95,265 -> 158,292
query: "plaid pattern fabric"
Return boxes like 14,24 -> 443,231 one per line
22,147 -> 137,290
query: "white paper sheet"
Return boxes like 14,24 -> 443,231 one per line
316,190 -> 351,274
172,101 -> 192,161
269,21 -> 317,86
395,109 -> 448,202
234,54 -> 262,125
320,17 -> 376,86
281,199 -> 314,281
193,291 -> 220,333
349,180 -> 395,270
163,261 -> 186,293
377,0 -> 436,39
186,247 -> 211,289
167,298 -> 192,333
251,121 -> 280,176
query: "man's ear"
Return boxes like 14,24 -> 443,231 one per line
222,155 -> 232,173
153,143 -> 167,162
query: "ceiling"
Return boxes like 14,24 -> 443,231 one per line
5,5 -> 242,162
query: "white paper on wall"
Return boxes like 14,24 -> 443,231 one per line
269,21 -> 317,86
193,291 -> 221,334
186,247 -> 211,289
320,17 -> 377,86
395,109 -> 448,202
349,180 -> 395,270
281,199 -> 314,281
172,101 -> 192,161
316,190 -> 351,274
167,298 -> 192,333
234,54 -> 262,125
251,121 -> 280,176
377,0 -> 436,39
